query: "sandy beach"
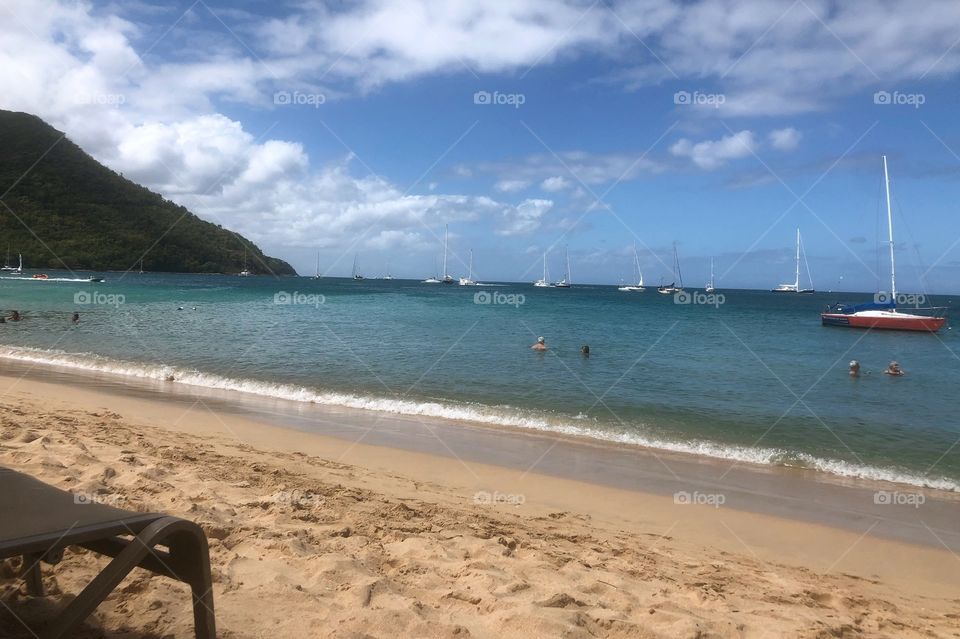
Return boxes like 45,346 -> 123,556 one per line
1,371 -> 959,638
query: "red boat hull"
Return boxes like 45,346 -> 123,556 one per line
821,313 -> 945,332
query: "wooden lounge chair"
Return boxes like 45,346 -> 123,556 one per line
0,467 -> 216,638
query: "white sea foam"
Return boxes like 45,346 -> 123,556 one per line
0,345 -> 956,492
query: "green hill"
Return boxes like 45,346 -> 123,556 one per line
0,110 -> 296,275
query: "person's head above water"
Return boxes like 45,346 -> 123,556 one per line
580,344 -> 590,356
848,360 -> 860,376
538,336 -> 545,344
531,336 -> 547,350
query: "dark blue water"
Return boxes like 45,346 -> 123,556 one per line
1,272 -> 957,489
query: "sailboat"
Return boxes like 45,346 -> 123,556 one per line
2,248 -> 21,273
440,225 -> 454,284
459,250 -> 477,286
771,229 -> 813,293
313,252 -> 322,279
554,247 -> 572,288
352,254 -> 364,280
238,247 -> 252,276
657,244 -> 684,294
618,245 -> 645,292
138,258 -> 144,275
705,257 -> 716,293
821,156 -> 946,332
533,252 -> 552,287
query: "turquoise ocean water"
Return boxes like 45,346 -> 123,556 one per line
0,272 -> 957,490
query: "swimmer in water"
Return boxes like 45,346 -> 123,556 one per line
531,336 -> 547,351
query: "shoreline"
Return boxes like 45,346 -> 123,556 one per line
2,369 -> 960,636
1,360 -> 958,554
0,346 -> 956,495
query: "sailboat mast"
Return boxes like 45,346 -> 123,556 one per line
442,225 -> 449,277
883,155 -> 896,302
468,249 -> 473,279
566,247 -> 572,284
794,228 -> 801,289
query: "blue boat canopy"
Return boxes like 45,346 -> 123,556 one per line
825,301 -> 896,315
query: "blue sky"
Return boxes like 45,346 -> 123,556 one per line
3,1 -> 960,291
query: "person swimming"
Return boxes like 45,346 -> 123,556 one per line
580,344 -> 590,357
9,311 -> 21,322
72,312 -> 80,324
531,336 -> 547,351
849,360 -> 860,377
884,361 -> 904,376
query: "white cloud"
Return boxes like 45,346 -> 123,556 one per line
495,178 -> 530,193
768,127 -> 801,151
540,176 -> 572,192
496,199 -> 553,236
670,130 -> 757,169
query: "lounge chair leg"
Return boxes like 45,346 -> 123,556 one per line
41,517 -> 215,639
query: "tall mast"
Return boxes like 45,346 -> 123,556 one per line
543,252 -> 547,281
468,249 -> 473,279
883,155 -> 896,302
566,247 -> 572,284
442,225 -> 448,277
794,228 -> 801,289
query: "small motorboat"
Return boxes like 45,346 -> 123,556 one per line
32,273 -> 48,280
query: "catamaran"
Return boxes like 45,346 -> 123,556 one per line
705,257 -> 716,293
771,229 -> 813,293
2,249 -> 22,273
657,243 -> 683,294
618,245 -> 645,292
554,247 -> 572,288
459,250 -> 477,286
821,156 -> 946,332
351,254 -> 364,280
533,252 -> 552,287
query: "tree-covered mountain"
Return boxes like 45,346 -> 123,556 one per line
0,110 -> 295,275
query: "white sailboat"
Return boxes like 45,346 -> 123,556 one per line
2,248 -> 21,273
352,253 -> 364,280
618,245 -> 645,292
441,224 -> 454,284
772,229 -> 813,293
313,252 -> 322,279
238,247 -> 252,276
657,243 -> 683,294
554,247 -> 572,288
705,257 -> 716,293
459,250 -> 477,286
533,252 -> 552,287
